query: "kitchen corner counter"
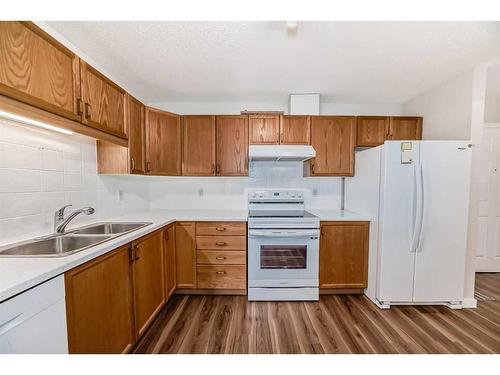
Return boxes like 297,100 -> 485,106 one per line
309,209 -> 371,222
0,209 -> 247,303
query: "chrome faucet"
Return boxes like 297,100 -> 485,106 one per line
54,205 -> 95,233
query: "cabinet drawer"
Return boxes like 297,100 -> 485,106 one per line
197,265 -> 246,289
196,235 -> 246,250
196,222 -> 246,236
197,250 -> 246,265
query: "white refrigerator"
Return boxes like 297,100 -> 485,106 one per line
345,141 -> 472,308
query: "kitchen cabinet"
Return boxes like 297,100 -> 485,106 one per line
65,245 -> 135,354
96,94 -> 145,174
175,222 -> 197,289
280,115 -> 311,144
319,221 -> 369,290
249,114 -> 280,144
356,116 -> 389,147
145,107 -> 182,175
309,116 -> 356,176
388,116 -> 423,140
197,265 -> 246,289
0,22 -> 80,122
216,115 -> 249,176
182,115 -> 216,176
131,230 -> 165,337
80,60 -> 127,139
164,224 -> 176,300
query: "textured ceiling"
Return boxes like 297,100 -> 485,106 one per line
45,21 -> 500,104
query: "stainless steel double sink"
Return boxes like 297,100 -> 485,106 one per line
0,222 -> 152,257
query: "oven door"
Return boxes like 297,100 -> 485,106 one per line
248,229 -> 320,288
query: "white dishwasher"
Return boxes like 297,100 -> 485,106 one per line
0,275 -> 68,353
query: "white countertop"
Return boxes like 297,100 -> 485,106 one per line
0,208 -> 367,303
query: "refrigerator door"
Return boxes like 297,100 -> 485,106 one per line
377,141 -> 420,303
413,141 -> 472,302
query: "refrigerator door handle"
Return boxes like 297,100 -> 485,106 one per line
409,163 -> 418,251
415,163 -> 425,252
411,162 -> 424,252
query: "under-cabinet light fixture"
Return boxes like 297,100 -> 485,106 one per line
0,110 -> 74,135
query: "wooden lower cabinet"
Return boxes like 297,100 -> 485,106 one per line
131,229 -> 165,337
164,224 -> 176,300
197,265 -> 246,289
175,222 -> 197,288
319,221 -> 369,290
65,245 -> 135,354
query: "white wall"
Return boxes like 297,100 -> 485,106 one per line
403,71 -> 474,140
0,119 -> 149,245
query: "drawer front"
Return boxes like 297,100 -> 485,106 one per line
197,265 -> 246,289
197,250 -> 246,265
196,235 -> 246,250
196,222 -> 246,236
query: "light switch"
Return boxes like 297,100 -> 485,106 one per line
401,142 -> 413,164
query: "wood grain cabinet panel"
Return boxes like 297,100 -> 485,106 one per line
145,107 -> 182,175
197,265 -> 246,290
356,116 -> 389,147
182,115 -> 216,176
80,60 -> 127,139
388,117 -> 423,141
319,221 -> 369,289
280,115 -> 311,144
175,222 -> 197,288
249,114 -> 280,144
164,224 -> 176,300
196,235 -> 246,251
196,222 -> 246,236
310,116 -> 356,176
131,230 -> 165,337
64,245 -> 135,354
0,22 -> 80,121
216,115 -> 249,176
197,250 -> 246,265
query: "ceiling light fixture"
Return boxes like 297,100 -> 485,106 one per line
0,110 -> 74,135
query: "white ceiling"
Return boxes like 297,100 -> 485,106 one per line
45,21 -> 500,104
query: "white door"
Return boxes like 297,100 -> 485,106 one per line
413,141 -> 472,302
377,141 -> 420,303
476,127 -> 500,271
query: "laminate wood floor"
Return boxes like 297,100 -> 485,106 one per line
132,273 -> 500,354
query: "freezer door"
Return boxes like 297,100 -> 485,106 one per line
377,141 -> 420,302
413,141 -> 472,302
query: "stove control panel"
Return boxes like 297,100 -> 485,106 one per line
249,189 -> 305,202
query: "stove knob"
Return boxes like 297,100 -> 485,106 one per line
291,193 -> 296,198
258,193 -> 264,198
298,193 -> 303,198
251,193 -> 256,198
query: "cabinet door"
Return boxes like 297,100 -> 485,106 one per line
132,230 -> 165,337
0,22 -> 80,121
249,114 -> 280,144
65,245 -> 135,353
175,222 -> 197,288
164,224 -> 176,300
310,116 -> 356,176
80,60 -> 127,139
280,115 -> 311,144
319,222 -> 369,289
356,116 -> 389,147
388,117 -> 423,140
128,95 -> 145,174
216,115 -> 249,176
182,115 -> 216,176
145,107 -> 182,175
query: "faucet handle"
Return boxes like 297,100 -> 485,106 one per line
55,204 -> 72,218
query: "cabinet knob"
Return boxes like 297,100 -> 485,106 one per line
215,227 -> 226,232
215,242 -> 226,246
215,256 -> 226,260
216,271 -> 226,275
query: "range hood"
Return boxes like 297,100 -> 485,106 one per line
249,145 -> 316,162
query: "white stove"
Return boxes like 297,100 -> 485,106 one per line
247,189 -> 320,301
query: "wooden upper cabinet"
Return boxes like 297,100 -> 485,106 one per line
80,60 -> 127,139
216,115 -> 249,176
182,115 -> 216,176
356,116 -> 389,147
145,107 -> 182,176
319,221 -> 369,289
127,95 -> 145,174
280,115 -> 311,144
249,114 -> 280,144
0,22 -> 80,121
388,116 -> 423,141
131,230 -> 165,338
175,222 -> 197,289
65,245 -> 135,354
310,116 -> 356,176
164,224 -> 176,300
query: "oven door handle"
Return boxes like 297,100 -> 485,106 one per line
248,230 -> 320,238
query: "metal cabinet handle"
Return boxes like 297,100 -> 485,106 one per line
215,227 -> 226,232
131,158 -> 136,171
146,161 -> 151,173
76,98 -> 84,116
215,256 -> 226,260
134,245 -> 140,261
311,163 -> 315,174
211,163 -> 215,175
128,245 -> 135,263
216,271 -> 226,275
216,164 -> 221,174
84,103 -> 91,119
215,242 -> 226,246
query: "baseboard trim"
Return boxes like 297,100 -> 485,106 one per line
175,288 -> 247,296
320,288 -> 364,295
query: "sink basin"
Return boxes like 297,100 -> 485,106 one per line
0,235 -> 113,257
70,222 -> 151,235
